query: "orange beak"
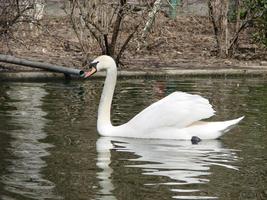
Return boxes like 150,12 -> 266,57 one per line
84,66 -> 97,78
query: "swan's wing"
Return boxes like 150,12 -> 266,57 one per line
127,92 -> 215,130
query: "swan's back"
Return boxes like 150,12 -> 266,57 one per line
126,92 -> 215,132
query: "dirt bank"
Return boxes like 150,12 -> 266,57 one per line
0,4 -> 266,73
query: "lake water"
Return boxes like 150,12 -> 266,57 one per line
0,77 -> 266,200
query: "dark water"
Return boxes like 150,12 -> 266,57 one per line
0,77 -> 266,200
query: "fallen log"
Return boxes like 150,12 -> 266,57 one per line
0,54 -> 85,77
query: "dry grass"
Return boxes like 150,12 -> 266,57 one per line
0,11 -> 266,71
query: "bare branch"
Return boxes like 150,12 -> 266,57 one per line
110,0 -> 127,56
104,34 -> 110,55
116,24 -> 140,63
142,0 -> 163,39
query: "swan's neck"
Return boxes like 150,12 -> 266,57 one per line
97,67 -> 117,133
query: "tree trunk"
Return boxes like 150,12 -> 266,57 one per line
208,0 -> 229,57
109,0 -> 127,56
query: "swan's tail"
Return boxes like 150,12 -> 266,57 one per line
220,116 -> 244,133
194,116 -> 244,139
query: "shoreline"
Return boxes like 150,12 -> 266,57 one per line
1,66 -> 267,81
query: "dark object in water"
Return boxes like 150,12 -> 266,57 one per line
191,136 -> 201,144
0,54 -> 85,77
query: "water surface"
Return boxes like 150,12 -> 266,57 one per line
0,77 -> 266,200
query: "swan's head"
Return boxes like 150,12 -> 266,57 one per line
84,55 -> 116,78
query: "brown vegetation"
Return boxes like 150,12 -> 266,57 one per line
0,0 -> 266,72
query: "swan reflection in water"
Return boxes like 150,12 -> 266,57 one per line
1,84 -> 61,200
96,137 -> 239,200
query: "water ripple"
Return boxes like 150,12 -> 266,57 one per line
0,84 -> 61,200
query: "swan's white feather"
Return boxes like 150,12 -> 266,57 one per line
127,92 -> 215,130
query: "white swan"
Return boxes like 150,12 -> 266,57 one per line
84,55 -> 244,140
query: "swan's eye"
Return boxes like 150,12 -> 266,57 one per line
89,61 -> 99,69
